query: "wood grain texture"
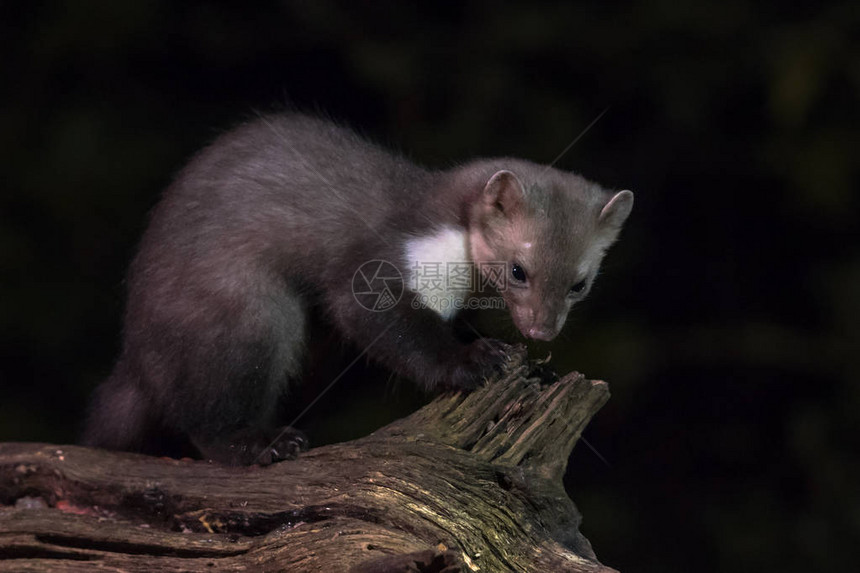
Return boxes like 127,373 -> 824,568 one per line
0,347 -> 617,572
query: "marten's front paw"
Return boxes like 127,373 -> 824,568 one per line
447,338 -> 513,390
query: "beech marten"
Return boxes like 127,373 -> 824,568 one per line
83,114 -> 633,465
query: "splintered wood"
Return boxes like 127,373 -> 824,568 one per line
0,347 -> 616,573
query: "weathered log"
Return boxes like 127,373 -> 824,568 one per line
0,346 -> 616,572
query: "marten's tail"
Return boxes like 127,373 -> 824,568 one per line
80,363 -> 151,452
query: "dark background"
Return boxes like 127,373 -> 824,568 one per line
1,1 -> 857,571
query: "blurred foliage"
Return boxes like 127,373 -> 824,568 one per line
1,1 -> 858,571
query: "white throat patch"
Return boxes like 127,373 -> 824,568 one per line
404,226 -> 471,320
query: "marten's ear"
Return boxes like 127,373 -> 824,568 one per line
599,190 -> 634,230
482,170 -> 525,217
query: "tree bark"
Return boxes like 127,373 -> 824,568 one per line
0,346 -> 616,572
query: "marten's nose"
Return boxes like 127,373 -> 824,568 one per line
527,326 -> 555,341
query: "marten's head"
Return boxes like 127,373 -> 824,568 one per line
468,165 -> 633,341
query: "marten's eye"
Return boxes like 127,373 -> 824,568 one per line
570,280 -> 586,294
511,263 -> 527,283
